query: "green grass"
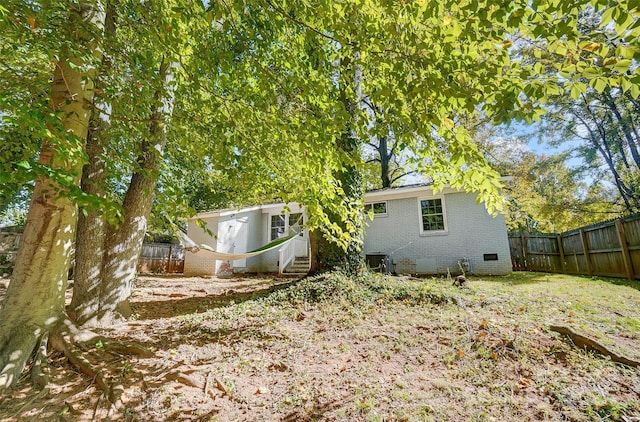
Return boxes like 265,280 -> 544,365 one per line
174,270 -> 640,420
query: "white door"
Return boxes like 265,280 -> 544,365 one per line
288,213 -> 308,258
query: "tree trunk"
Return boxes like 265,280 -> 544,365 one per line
71,2 -> 115,325
0,3 -> 104,391
379,135 -> 392,188
584,102 -> 640,212
73,60 -> 173,327
312,54 -> 365,275
70,114 -> 109,324
603,92 -> 640,169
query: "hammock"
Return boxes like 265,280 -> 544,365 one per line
176,222 -> 301,261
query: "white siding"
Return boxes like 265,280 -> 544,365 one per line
363,192 -> 511,275
183,209 -> 264,276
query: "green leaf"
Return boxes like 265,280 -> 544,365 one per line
616,45 -> 635,59
615,12 -> 634,36
590,77 -> 607,93
613,59 -> 632,73
599,6 -> 616,28
569,82 -> 586,99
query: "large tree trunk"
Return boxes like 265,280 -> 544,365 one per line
312,54 -> 365,275
72,60 -> 173,327
70,115 -> 109,323
71,2 -> 115,325
0,3 -> 104,391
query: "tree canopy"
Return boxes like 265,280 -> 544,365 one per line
1,0 -> 640,394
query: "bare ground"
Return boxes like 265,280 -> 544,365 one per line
0,272 -> 639,421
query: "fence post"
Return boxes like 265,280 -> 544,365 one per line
556,234 -> 565,273
615,219 -> 634,280
579,228 -> 593,276
520,232 -> 528,270
167,244 -> 173,273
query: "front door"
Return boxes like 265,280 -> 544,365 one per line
288,213 -> 308,258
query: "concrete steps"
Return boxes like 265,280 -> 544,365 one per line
283,257 -> 310,274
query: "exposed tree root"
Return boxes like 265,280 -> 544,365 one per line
11,387 -> 50,419
101,341 -> 154,358
30,334 -> 49,390
49,329 -> 115,402
47,318 -> 155,404
550,325 -> 640,368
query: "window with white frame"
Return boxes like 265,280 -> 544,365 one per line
419,197 -> 446,233
364,201 -> 387,217
288,212 -> 303,236
270,214 -> 286,240
271,212 -> 304,240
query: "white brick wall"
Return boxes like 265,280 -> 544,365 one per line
363,192 -> 512,275
185,192 -> 512,276
183,217 -> 219,276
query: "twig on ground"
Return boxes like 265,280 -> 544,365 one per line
214,377 -> 228,395
550,325 -> 640,367
11,387 -> 49,418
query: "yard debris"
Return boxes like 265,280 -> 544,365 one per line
255,386 -> 270,395
452,275 -> 470,288
452,295 -> 466,307
165,371 -> 203,389
214,377 -> 229,395
550,325 -> 640,368
477,297 -> 505,307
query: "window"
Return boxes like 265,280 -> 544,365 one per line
420,198 -> 446,233
270,215 -> 286,240
364,201 -> 387,217
271,212 -> 304,240
288,213 -> 303,236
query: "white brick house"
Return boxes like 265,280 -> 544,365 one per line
183,184 -> 512,276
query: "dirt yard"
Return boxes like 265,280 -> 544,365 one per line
0,272 -> 639,421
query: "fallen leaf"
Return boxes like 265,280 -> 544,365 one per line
255,386 -> 270,395
27,16 -> 38,29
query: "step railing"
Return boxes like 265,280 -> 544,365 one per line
278,240 -> 296,275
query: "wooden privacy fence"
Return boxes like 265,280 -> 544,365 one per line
509,214 -> 640,280
0,231 -> 22,275
138,243 -> 185,273
0,233 -> 184,275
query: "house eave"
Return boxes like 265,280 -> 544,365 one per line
364,177 -> 511,202
193,177 -> 511,218
364,185 -> 456,202
194,205 -> 264,219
